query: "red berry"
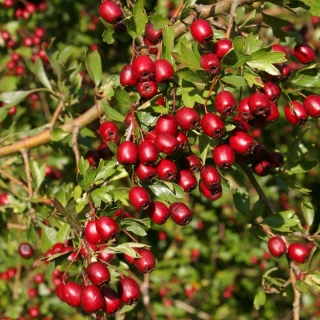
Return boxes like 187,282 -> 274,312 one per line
84,220 -> 102,245
200,165 -> 221,189
137,80 -> 158,99
156,158 -> 177,181
190,19 -> 213,44
176,130 -> 189,150
0,193 -> 10,205
155,114 -> 178,135
135,162 -> 157,181
137,140 -> 158,165
99,121 -> 119,142
86,261 -> 111,287
252,159 -> 272,176
294,43 -> 315,64
215,91 -> 237,116
265,101 -> 280,123
303,95 -> 320,118
175,106 -> 200,131
201,113 -> 225,139
101,286 -> 122,315
268,237 -> 287,258
213,144 -> 235,169
18,242 -> 34,259
144,23 -> 163,43
200,53 -> 221,75
96,216 -> 120,241
118,276 -> 140,305
28,306 -> 40,318
154,132 -> 179,155
248,92 -> 270,116
238,97 -> 254,122
176,169 -> 198,192
85,150 -> 101,166
288,243 -> 311,264
62,282 -> 82,308
129,186 -> 151,210
99,1 -> 123,24
132,55 -> 154,81
81,284 -> 105,313
120,64 -> 138,87
272,44 -> 287,57
117,141 -> 138,166
97,244 -> 114,262
154,59 -> 174,83
199,181 -> 222,201
284,101 -> 308,125
134,248 -> 156,273
146,201 -> 170,225
229,131 -> 258,155
261,81 -> 281,102
169,202 -> 192,226
179,152 -> 202,173
212,39 -> 233,59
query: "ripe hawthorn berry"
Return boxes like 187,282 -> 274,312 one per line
99,1 -> 123,24
252,159 -> 272,176
200,165 -> 221,189
0,193 -> 9,205
96,216 -> 120,241
248,92 -> 270,116
284,101 -> 308,125
132,55 -> 154,81
154,59 -> 174,83
144,23 -> 163,43
118,276 -> 140,305
268,237 -> 287,258
129,186 -> 151,210
146,201 -> 170,225
199,181 -> 222,201
212,39 -> 233,59
137,80 -> 158,99
294,43 -> 315,64
99,121 -> 118,142
134,248 -> 156,273
229,131 -> 258,155
213,144 -> 235,169
86,261 -> 111,287
81,284 -> 105,313
288,243 -> 311,264
135,162 -> 157,181
18,242 -> 34,259
303,94 -> 320,118
238,97 -> 254,122
190,19 -> 213,44
169,202 -> 192,226
179,152 -> 202,173
265,101 -> 280,123
62,282 -> 82,308
120,64 -> 138,87
201,112 -> 225,139
176,130 -> 189,150
137,140 -> 158,164
154,132 -> 179,155
175,106 -> 200,131
156,158 -> 177,181
100,286 -> 122,315
215,91 -> 237,116
155,114 -> 178,135
117,141 -> 138,166
261,81 -> 281,102
200,53 -> 221,76
176,169 -> 198,192
84,220 -> 102,245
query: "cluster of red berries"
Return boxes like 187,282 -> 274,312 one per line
268,236 -> 313,265
2,0 -> 47,20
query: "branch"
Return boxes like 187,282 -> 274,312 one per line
290,262 -> 301,320
240,164 -> 277,215
0,102 -> 104,159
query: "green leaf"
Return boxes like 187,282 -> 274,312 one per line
86,50 -> 102,87
124,0 -> 148,39
244,33 -> 263,55
172,41 -> 200,71
177,68 -> 208,91
40,226 -> 58,252
254,289 -> 266,310
221,74 -> 247,87
91,186 -> 114,206
274,175 -> 289,192
291,64 -> 320,88
162,26 -> 175,62
222,49 -> 251,69
295,280 -> 309,294
78,157 -> 90,176
28,58 -> 52,90
78,167 -> 97,191
111,243 -> 145,257
243,67 -> 264,87
0,90 -> 42,108
288,160 -> 318,174
30,160 -> 46,191
262,210 -> 300,232
114,88 -> 132,109
301,201 -> 314,230
102,23 -> 116,44
95,159 -> 118,182
46,251 -> 72,277
247,49 -> 286,75
149,14 -> 169,30
50,128 -> 69,142
300,0 -> 320,15
56,223 -> 71,243
99,100 -> 125,122
233,190 -> 250,215
120,218 -> 150,237
199,135 -> 211,164
149,181 -> 185,203
107,141 -> 118,155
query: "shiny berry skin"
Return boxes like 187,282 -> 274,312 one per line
97,244 -> 114,262
86,261 -> 111,287
0,193 -> 9,205
84,220 -> 102,245
155,114 -> 178,135
137,80 -> 158,99
261,81 -> 281,102
294,43 -> 315,64
135,162 -> 157,181
146,201 -> 170,225
200,165 -> 221,189
190,19 -> 213,44
156,158 -> 177,181
303,95 -> 320,118
265,151 -> 284,168
176,130 -> 188,150
284,101 -> 308,125
199,181 -> 222,201
252,159 -> 272,176
238,97 -> 254,122
28,306 -> 40,318
212,39 -> 233,59
175,106 -> 200,131
154,59 -> 174,83
154,132 -> 179,155
137,140 -> 158,164
268,237 -> 287,258
180,152 -> 202,173
120,64 -> 138,87
18,242 -> 34,259
272,44 -> 287,57
215,91 -> 237,116
96,216 -> 120,241
200,53 -> 221,76
144,23 -> 163,43
132,55 -> 154,81
62,282 -> 82,308
176,169 -> 198,192
99,1 -> 123,24
99,121 -> 119,142
266,101 -> 280,123
118,276 -> 140,305
288,243 -> 311,264
201,113 -> 225,139
134,248 -> 156,273
101,286 -> 122,315
169,202 -> 192,226
248,92 -> 270,116
117,141 -> 138,165
129,186 -> 151,210
229,131 -> 257,155
81,285 -> 105,313
213,144 -> 235,169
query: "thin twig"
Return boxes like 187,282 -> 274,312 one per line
49,99 -> 65,129
39,91 -> 51,122
72,125 -> 80,173
226,0 -> 238,40
173,300 -> 211,320
240,164 -> 277,215
290,262 -> 301,320
0,169 -> 29,192
21,149 -> 33,198
141,273 -> 158,320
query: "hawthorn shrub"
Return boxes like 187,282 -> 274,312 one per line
0,0 -> 320,319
